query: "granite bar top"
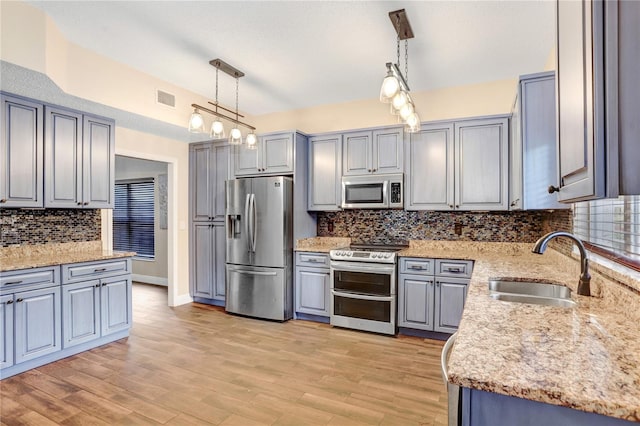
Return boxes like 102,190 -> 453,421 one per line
295,237 -> 351,253
0,241 -> 136,272
400,241 -> 640,421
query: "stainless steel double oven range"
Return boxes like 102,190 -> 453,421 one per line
329,243 -> 408,335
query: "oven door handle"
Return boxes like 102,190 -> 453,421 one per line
331,290 -> 394,302
330,261 -> 395,274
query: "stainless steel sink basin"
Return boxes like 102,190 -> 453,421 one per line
488,279 -> 576,308
488,279 -> 572,299
489,292 -> 577,308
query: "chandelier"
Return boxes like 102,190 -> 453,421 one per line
188,59 -> 258,148
379,9 -> 420,133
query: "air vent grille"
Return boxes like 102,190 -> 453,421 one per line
156,90 -> 175,107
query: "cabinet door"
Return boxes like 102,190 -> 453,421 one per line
191,223 -> 214,298
190,143 -> 214,221
555,0 -> 606,202
213,143 -> 231,219
405,123 -> 454,211
62,280 -> 100,348
308,135 -> 342,211
434,277 -> 468,334
261,133 -> 293,174
398,275 -> 435,331
0,94 -> 43,208
82,115 -> 115,208
14,286 -> 61,364
295,267 -> 330,316
44,106 -> 82,208
342,131 -> 372,176
510,93 -> 522,210
455,118 -> 509,211
372,128 -> 403,174
212,223 -> 226,301
234,144 -> 259,176
0,294 -> 14,369
101,276 -> 132,336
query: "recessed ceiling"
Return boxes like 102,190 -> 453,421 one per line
25,1 -> 554,116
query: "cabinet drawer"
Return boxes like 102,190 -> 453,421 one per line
62,259 -> 131,284
295,252 -> 330,268
399,258 -> 435,275
0,266 -> 59,291
435,259 -> 473,278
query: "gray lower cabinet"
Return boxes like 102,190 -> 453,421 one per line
191,222 -> 225,301
295,252 -> 330,317
398,257 -> 472,333
44,106 -> 115,209
0,260 -> 132,379
0,93 -> 44,208
308,134 -> 342,211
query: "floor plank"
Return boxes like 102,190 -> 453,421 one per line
0,283 -> 448,425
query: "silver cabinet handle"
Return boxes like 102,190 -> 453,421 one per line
408,265 -> 424,270
446,267 -> 462,273
94,268 -> 107,272
5,280 -> 22,285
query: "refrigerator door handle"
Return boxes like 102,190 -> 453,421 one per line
250,193 -> 257,252
244,193 -> 251,253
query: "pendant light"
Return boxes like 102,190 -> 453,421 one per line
246,132 -> 258,150
188,108 -> 205,133
209,65 -> 225,138
228,74 -> 242,145
380,10 -> 421,133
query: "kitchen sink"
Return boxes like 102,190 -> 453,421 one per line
488,278 -> 576,308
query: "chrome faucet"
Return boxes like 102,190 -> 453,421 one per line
532,231 -> 591,296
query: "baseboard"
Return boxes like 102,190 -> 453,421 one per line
131,274 -> 168,286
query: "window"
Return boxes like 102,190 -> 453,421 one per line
573,195 -> 640,270
113,179 -> 155,259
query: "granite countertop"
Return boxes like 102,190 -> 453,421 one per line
295,237 -> 351,253
0,241 -> 136,272
402,240 -> 640,421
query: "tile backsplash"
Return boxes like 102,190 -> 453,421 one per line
318,209 -> 573,244
0,209 -> 101,247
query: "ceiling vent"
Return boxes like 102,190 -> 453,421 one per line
156,89 -> 175,108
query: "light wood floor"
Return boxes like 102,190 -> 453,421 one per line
1,283 -> 448,425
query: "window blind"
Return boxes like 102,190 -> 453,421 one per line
573,195 -> 640,264
113,179 -> 155,259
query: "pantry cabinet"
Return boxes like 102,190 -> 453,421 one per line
191,222 -> 226,301
0,94 -> 44,208
190,141 -> 230,222
308,134 -> 342,211
44,108 -> 115,209
234,132 -> 294,176
555,0 -> 640,202
342,127 -> 403,176
406,116 -> 508,211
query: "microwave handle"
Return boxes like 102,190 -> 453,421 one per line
382,180 -> 389,207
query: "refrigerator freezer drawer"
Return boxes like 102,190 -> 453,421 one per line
225,265 -> 290,321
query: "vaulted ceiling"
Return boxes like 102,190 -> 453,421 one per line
26,1 -> 554,116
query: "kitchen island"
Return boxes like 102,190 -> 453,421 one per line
0,241 -> 135,379
398,240 -> 640,423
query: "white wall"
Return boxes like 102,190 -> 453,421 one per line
115,156 -> 169,286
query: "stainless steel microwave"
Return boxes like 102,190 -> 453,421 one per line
341,173 -> 403,209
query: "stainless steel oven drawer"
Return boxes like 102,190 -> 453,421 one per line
435,259 -> 473,278
399,258 -> 435,275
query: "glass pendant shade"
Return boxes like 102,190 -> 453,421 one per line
246,132 -> 258,150
390,91 -> 410,112
229,127 -> 242,145
188,109 -> 205,133
398,102 -> 415,120
405,112 -> 421,133
210,119 -> 225,138
380,74 -> 400,103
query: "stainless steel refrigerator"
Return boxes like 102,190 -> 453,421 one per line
225,176 -> 294,321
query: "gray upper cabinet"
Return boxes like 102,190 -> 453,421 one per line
555,0 -> 640,201
510,72 -> 568,210
405,123 -> 454,211
406,116 -> 508,211
234,132 -> 294,177
44,106 -> 115,209
190,141 -> 230,222
455,117 -> 509,211
0,94 -> 44,208
342,127 -> 403,176
308,134 -> 342,211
